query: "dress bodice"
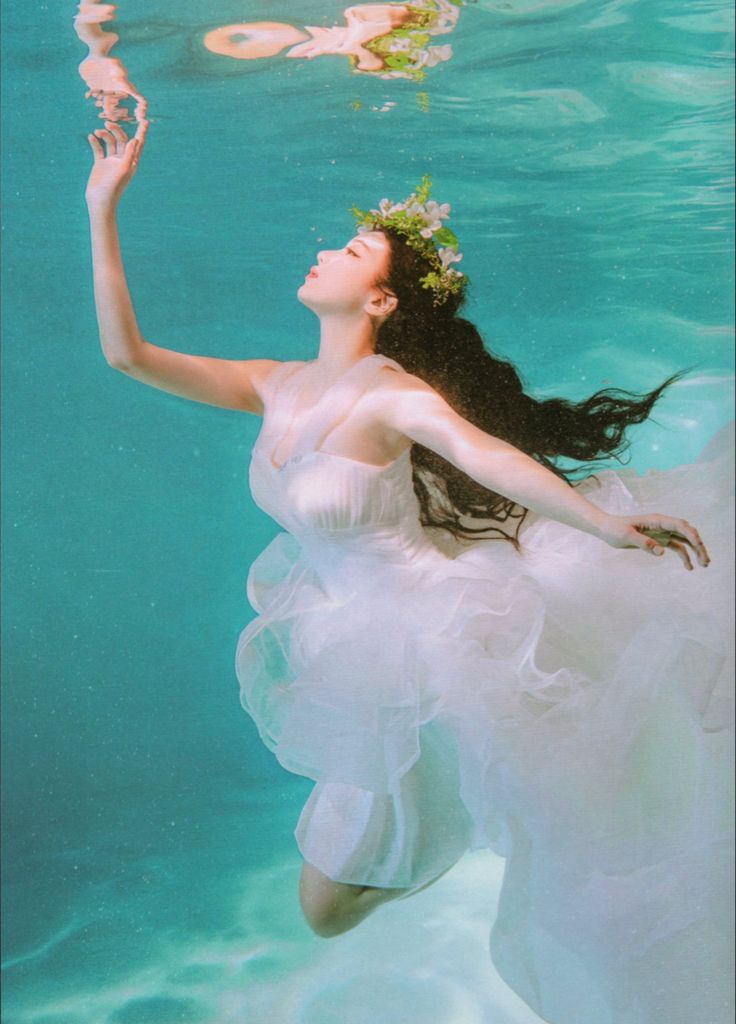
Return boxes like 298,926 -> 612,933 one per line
248,355 -> 436,593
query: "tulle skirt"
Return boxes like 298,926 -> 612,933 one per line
236,425 -> 734,1023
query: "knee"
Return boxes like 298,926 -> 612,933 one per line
299,886 -> 353,938
301,901 -> 350,938
299,864 -> 359,938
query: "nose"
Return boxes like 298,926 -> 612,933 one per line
317,249 -> 334,265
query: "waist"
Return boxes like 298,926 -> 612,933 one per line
296,522 -> 440,595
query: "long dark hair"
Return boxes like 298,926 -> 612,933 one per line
373,227 -> 682,546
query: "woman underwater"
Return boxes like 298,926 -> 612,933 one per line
86,123 -> 733,1024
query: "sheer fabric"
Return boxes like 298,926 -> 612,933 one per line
236,354 -> 734,1024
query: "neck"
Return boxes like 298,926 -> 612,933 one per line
314,310 -> 377,377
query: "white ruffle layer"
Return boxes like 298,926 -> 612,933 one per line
236,423 -> 734,1024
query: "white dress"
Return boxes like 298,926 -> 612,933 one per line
236,353 -> 734,1024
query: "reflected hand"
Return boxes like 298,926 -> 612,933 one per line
86,120 -> 146,209
287,25 -> 385,70
287,26 -> 346,59
598,513 -> 711,571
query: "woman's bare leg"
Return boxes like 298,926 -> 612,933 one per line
299,861 -> 451,938
299,862 -> 408,937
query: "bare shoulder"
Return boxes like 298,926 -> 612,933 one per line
375,362 -> 422,386
367,363 -> 450,416
229,358 -> 280,415
359,363 -> 455,444
250,358 -> 285,391
253,358 -> 307,405
372,363 -> 438,399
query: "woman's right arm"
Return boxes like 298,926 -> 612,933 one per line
86,121 -> 278,414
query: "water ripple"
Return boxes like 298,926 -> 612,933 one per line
608,61 -> 735,106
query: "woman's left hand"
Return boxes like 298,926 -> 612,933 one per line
597,513 -> 711,570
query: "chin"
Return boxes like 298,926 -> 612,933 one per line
297,283 -> 319,312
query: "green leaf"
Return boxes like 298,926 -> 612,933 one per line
415,175 -> 432,203
434,227 -> 458,247
385,53 -> 409,69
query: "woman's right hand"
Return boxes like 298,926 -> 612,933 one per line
86,120 -> 145,210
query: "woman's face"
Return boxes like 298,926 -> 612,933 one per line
298,230 -> 393,317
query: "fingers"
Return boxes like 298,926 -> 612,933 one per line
91,127 -> 116,156
125,136 -> 141,167
667,539 -> 694,572
105,121 -> 129,154
108,121 -> 146,167
133,116 -> 149,146
639,533 -> 667,558
639,533 -> 692,570
637,516 -> 710,568
90,121 -> 131,158
666,529 -> 710,568
667,522 -> 709,567
87,132 -> 104,159
683,526 -> 709,567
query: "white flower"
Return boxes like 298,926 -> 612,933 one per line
425,200 -> 451,221
416,44 -> 453,69
377,198 -> 406,216
400,199 -> 447,236
387,37 -> 413,53
438,247 -> 463,269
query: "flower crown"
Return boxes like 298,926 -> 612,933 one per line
360,1 -> 462,83
351,176 -> 466,307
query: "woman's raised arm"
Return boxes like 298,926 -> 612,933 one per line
86,121 -> 278,414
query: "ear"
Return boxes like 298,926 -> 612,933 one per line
365,288 -> 398,320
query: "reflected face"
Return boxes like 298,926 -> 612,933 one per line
345,4 -> 413,28
298,230 -> 393,316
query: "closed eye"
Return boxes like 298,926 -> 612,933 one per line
346,247 -> 359,257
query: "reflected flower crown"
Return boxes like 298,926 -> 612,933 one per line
351,176 -> 466,307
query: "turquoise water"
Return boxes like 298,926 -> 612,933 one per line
1,1 -> 733,1022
